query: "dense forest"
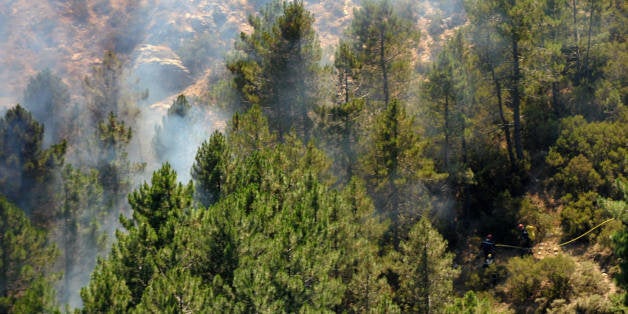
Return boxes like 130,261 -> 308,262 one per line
0,0 -> 626,312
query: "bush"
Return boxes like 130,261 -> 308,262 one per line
463,263 -> 508,292
445,290 -> 509,314
518,196 -> 553,242
547,294 -> 615,313
560,191 -> 609,242
502,254 -> 613,312
502,255 -> 575,305
551,154 -> 603,196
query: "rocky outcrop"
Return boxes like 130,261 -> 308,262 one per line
131,44 -> 192,103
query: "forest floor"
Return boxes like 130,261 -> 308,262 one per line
453,190 -> 620,310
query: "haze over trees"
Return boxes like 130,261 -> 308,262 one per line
0,0 -> 625,312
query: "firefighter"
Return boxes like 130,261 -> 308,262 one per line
480,234 -> 496,267
518,223 -> 533,256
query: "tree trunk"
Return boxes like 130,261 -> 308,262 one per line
379,27 -> 390,106
443,95 -> 450,170
552,81 -> 562,117
511,35 -> 524,160
492,68 -> 516,170
583,0 -> 595,80
461,121 -> 471,223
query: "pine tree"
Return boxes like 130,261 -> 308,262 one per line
396,217 -> 459,313
191,130 -> 227,207
359,99 -> 444,240
153,94 -> 192,164
58,165 -> 105,306
465,0 -> 542,161
227,0 -> 322,139
133,267 -> 209,313
22,69 -> 71,145
96,112 -> 136,213
424,31 -> 480,220
337,178 -> 398,312
81,164 -> 193,310
0,197 -> 59,313
0,105 -> 66,226
84,51 -> 124,126
346,0 -> 418,110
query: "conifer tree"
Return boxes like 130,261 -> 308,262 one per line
96,112 -> 137,214
133,267 -> 209,313
0,197 -> 59,313
191,130 -> 227,207
227,0 -> 321,139
58,165 -> 105,306
22,69 -> 71,145
424,31 -> 481,220
81,164 -> 193,310
359,99 -> 444,240
465,0 -> 542,161
153,94 -> 192,165
0,105 -> 66,226
346,0 -> 418,110
84,51 -> 124,126
397,217 -> 459,313
337,178 -> 398,312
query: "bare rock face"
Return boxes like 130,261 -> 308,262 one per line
132,44 -> 192,103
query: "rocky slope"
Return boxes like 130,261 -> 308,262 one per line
0,0 -> 464,109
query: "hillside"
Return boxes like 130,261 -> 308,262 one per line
0,0 -> 463,108
0,0 -> 625,312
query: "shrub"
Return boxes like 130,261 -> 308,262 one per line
502,254 -> 614,312
445,290 -> 509,314
547,294 -> 615,313
502,255 -> 575,305
518,196 -> 553,242
560,191 -> 609,242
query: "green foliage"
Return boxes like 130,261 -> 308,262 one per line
337,178 -> 397,312
0,105 -> 66,226
546,294 -> 617,314
359,99 -> 445,240
547,114 -> 627,198
396,217 -> 460,313
167,94 -> 191,117
613,228 -> 628,304
445,291 -> 507,314
192,130 -> 227,207
84,51 -> 124,125
347,0 -> 419,107
611,183 -> 628,304
81,164 -> 193,310
227,0 -> 322,138
22,69 -> 71,144
79,104 -> 462,312
127,163 -> 193,249
153,94 -> 193,164
96,112 -> 139,209
0,196 -> 59,313
546,113 -> 626,243
560,191 -> 608,242
517,195 -> 552,242
315,99 -> 365,184
79,259 -> 131,313
58,165 -> 106,304
133,267 -> 209,313
226,105 -> 277,159
502,254 -> 609,311
504,255 -> 573,306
